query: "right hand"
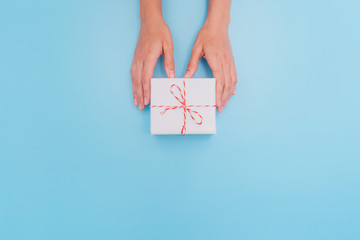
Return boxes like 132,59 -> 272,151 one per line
130,17 -> 175,110
184,20 -> 237,113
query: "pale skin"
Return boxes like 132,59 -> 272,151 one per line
130,0 -> 237,112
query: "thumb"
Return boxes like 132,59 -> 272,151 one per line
185,47 -> 202,78
163,44 -> 175,78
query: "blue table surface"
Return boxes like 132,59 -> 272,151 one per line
1,0 -> 359,239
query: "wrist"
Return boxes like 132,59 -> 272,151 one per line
203,16 -> 230,32
205,13 -> 230,25
140,12 -> 163,23
140,16 -> 166,31
140,12 -> 165,28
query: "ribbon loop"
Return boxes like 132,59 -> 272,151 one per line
170,84 -> 185,105
186,108 -> 203,125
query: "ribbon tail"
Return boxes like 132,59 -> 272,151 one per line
160,107 -> 171,115
181,109 -> 187,135
181,120 -> 186,135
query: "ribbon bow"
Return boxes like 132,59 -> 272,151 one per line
151,80 -> 216,135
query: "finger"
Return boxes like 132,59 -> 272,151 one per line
132,81 -> 137,106
185,46 -> 202,78
230,60 -> 237,95
222,62 -> 232,107
137,83 -> 145,111
163,43 -> 175,78
136,62 -> 145,110
215,71 -> 225,113
141,58 -> 158,106
207,58 -> 224,113
130,60 -> 139,106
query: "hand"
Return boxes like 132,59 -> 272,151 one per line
130,16 -> 175,110
185,20 -> 237,113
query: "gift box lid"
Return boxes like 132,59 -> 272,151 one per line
150,78 -> 216,135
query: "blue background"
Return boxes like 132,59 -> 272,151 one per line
1,0 -> 359,239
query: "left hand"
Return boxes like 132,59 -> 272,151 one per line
185,20 -> 237,113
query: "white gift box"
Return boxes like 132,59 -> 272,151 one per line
151,78 -> 216,135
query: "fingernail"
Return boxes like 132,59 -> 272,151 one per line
139,103 -> 144,111
218,107 -> 223,113
184,70 -> 190,78
134,98 -> 138,106
233,89 -> 236,95
144,97 -> 149,105
169,70 -> 175,78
